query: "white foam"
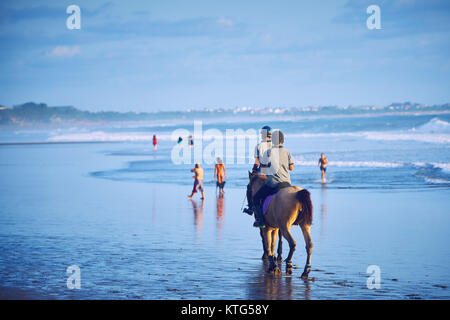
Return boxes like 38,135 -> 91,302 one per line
413,118 -> 450,134
48,130 -> 261,143
48,131 -> 161,142
293,158 -> 403,168
364,131 -> 450,144
428,162 -> 450,173
423,177 -> 450,184
293,159 -> 450,173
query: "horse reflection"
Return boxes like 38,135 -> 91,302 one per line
246,262 -> 312,300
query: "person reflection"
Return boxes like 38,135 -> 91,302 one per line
189,199 -> 204,236
320,182 -> 327,236
216,194 -> 224,238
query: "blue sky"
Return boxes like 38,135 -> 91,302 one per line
0,0 -> 449,112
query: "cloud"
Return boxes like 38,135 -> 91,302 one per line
48,45 -> 80,57
217,17 -> 234,28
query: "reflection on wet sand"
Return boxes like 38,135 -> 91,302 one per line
189,199 -> 204,236
215,194 -> 225,238
247,262 -> 312,300
320,183 -> 328,236
151,187 -> 157,223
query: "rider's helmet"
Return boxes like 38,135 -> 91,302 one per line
261,125 -> 272,139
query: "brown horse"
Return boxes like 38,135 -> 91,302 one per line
248,172 -> 313,278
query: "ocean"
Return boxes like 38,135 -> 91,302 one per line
4,109 -> 447,191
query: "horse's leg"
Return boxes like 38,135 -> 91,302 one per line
260,228 -> 268,260
276,229 -> 283,263
280,226 -> 296,275
300,224 -> 313,279
269,229 -> 281,275
263,228 -> 276,274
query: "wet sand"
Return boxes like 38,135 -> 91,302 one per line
0,143 -> 449,299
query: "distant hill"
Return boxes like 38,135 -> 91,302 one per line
0,102 -> 159,126
0,101 -> 449,127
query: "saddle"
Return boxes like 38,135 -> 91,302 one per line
262,182 -> 291,215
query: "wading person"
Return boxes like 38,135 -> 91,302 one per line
252,130 -> 294,228
214,157 -> 226,195
188,163 -> 205,200
318,153 -> 328,182
243,125 -> 272,215
153,134 -> 158,150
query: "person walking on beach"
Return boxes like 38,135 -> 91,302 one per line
318,153 -> 328,182
153,135 -> 158,150
188,163 -> 205,200
252,130 -> 294,228
188,135 -> 194,148
214,157 -> 226,195
243,125 -> 272,215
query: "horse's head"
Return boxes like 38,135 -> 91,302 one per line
248,171 -> 267,198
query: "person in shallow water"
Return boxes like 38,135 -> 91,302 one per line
153,134 -> 157,150
188,163 -> 205,200
214,157 -> 226,195
243,125 -> 272,215
252,130 -> 294,228
318,153 -> 328,182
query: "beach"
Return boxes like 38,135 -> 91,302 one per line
0,141 -> 449,299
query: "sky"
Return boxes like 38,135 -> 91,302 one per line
0,0 -> 449,112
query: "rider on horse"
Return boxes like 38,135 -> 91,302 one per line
243,125 -> 272,215
252,130 -> 294,228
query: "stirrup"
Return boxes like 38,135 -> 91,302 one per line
243,207 -> 253,215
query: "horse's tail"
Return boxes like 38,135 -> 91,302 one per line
295,189 -> 313,226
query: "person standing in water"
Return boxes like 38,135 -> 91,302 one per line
152,134 -> 158,150
188,163 -> 205,200
188,135 -> 194,148
214,157 -> 226,195
318,153 -> 328,182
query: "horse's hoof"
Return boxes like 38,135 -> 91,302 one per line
301,271 -> 310,279
277,255 -> 283,263
261,254 -> 269,261
286,262 -> 293,275
274,266 -> 281,276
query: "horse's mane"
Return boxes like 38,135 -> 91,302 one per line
250,173 -> 267,184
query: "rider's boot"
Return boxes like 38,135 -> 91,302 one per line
253,205 -> 266,228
